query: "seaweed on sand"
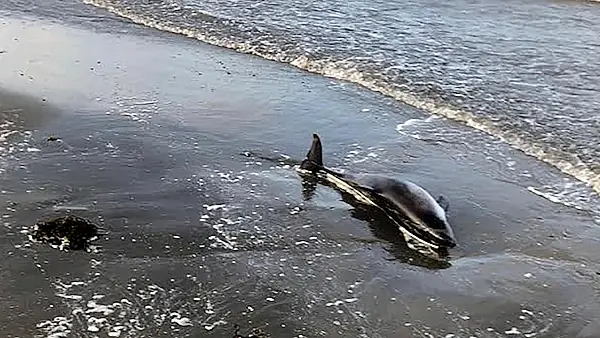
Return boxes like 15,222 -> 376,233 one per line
232,324 -> 267,338
29,215 -> 103,251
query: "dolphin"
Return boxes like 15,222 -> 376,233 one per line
296,133 -> 457,250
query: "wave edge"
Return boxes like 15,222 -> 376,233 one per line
82,0 -> 600,196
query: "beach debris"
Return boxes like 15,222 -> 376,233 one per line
46,135 -> 60,142
232,324 -> 267,338
29,215 -> 102,251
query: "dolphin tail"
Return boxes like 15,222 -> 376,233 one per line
436,195 -> 450,212
300,133 -> 323,172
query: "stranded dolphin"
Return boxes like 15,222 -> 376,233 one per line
296,133 -> 457,249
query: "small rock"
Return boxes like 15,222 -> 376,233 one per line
29,215 -> 102,251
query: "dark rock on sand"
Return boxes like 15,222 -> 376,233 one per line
29,215 -> 102,251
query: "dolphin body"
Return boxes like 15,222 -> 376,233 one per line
296,133 -> 457,250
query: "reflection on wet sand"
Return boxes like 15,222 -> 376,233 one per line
1,88 -> 61,175
0,88 -> 60,130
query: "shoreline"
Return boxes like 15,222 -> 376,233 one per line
84,0 -> 600,195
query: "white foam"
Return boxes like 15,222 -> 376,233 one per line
203,204 -> 226,211
129,100 -> 158,106
52,205 -> 90,211
505,327 -> 521,335
87,325 -> 100,332
39,273 -> 216,337
108,326 -> 125,337
527,187 -> 561,204
36,317 -> 72,338
396,115 -> 440,132
170,313 -> 193,326
522,309 -> 535,316
56,293 -> 83,300
526,181 -> 600,216
326,300 -> 344,307
203,319 -> 227,331
200,302 -> 212,316
85,300 -> 115,316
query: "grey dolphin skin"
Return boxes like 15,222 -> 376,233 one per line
297,133 -> 457,249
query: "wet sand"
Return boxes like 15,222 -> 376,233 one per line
1,13 -> 600,338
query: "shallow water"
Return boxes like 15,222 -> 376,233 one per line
71,0 -> 600,198
1,5 -> 600,338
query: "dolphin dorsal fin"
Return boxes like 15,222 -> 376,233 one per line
306,133 -> 323,166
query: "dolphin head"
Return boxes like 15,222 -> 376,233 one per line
383,197 -> 457,249
419,215 -> 457,248
433,220 -> 457,248
371,181 -> 458,249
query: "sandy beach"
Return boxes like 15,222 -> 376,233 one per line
1,7 -> 600,338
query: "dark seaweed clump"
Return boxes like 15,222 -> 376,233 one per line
30,215 -> 101,251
